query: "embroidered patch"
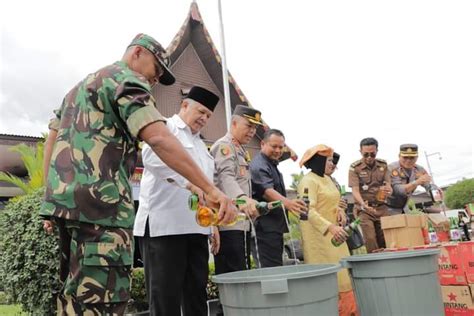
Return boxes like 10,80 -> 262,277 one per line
220,145 -> 230,156
392,169 -> 399,177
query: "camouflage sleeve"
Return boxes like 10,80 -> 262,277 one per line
388,164 -> 407,197
115,80 -> 165,139
210,143 -> 245,198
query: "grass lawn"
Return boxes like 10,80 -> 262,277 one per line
0,305 -> 25,315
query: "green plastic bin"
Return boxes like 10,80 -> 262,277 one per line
212,264 -> 340,316
341,248 -> 443,316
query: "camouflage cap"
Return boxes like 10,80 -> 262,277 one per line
400,144 -> 418,157
233,104 -> 263,125
128,33 -> 175,86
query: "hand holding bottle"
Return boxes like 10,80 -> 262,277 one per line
328,224 -> 349,244
237,196 -> 259,219
285,198 -> 308,216
337,211 -> 347,227
205,187 -> 237,225
416,173 -> 432,186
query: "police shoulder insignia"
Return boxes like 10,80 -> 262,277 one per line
376,158 -> 387,164
392,169 -> 399,177
220,145 -> 231,156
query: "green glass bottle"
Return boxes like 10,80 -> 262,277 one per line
331,218 -> 361,247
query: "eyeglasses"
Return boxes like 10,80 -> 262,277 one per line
362,152 -> 376,158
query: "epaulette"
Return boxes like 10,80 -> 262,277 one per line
350,160 -> 362,168
376,158 -> 387,164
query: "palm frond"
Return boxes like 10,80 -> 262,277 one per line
0,172 -> 29,194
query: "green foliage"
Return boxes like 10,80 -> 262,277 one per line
445,178 -> 474,209
127,268 -> 148,312
0,291 -> 12,305
207,262 -> 219,300
290,171 -> 304,190
0,142 -> 45,195
0,304 -> 25,315
0,189 -> 61,315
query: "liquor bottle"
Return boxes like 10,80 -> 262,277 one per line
375,181 -> 388,203
188,194 -> 282,227
233,198 -> 283,216
428,221 -> 439,244
331,218 -> 361,247
299,188 -> 310,221
458,213 -> 471,241
449,217 -> 461,242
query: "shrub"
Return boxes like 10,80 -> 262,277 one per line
207,262 -> 219,300
127,268 -> 148,312
445,178 -> 474,209
0,188 -> 61,315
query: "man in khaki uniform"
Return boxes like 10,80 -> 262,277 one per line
210,104 -> 262,276
348,137 -> 392,253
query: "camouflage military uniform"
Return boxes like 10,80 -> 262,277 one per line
41,60 -> 165,315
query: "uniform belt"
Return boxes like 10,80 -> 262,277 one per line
367,201 -> 384,207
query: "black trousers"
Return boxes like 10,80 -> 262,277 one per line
214,230 -> 251,275
138,223 -> 209,316
251,230 -> 284,268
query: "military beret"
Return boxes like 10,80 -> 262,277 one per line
233,104 -> 263,125
186,86 -> 219,112
400,144 -> 418,157
128,33 -> 175,86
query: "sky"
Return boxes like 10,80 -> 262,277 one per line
1,0 -> 473,190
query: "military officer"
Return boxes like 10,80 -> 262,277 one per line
210,104 -> 263,278
387,144 -> 439,214
40,33 -> 235,314
348,137 -> 392,253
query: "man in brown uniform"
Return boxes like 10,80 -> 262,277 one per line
348,137 -> 392,253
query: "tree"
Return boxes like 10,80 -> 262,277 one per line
444,178 -> 474,209
290,171 -> 304,190
0,141 -> 44,194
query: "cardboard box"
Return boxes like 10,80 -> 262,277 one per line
427,213 -> 451,242
442,285 -> 474,315
381,214 -> 425,248
439,244 -> 468,285
458,242 -> 474,283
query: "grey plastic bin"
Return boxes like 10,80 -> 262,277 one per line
212,264 -> 340,316
341,248 -> 443,316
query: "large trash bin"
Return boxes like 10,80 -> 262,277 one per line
212,264 -> 340,316
342,248 -> 443,316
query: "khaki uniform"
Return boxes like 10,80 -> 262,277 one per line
210,132 -> 251,273
348,158 -> 391,253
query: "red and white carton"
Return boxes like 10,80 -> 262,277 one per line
458,241 -> 474,283
439,244 -> 468,285
442,285 -> 474,316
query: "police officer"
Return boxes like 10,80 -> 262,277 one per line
348,137 -> 392,253
210,105 -> 261,274
41,33 -> 236,314
387,144 -> 437,215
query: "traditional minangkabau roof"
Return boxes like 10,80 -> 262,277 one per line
163,2 -> 297,161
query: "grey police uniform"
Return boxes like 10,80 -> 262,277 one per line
210,132 -> 251,274
387,161 -> 430,215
